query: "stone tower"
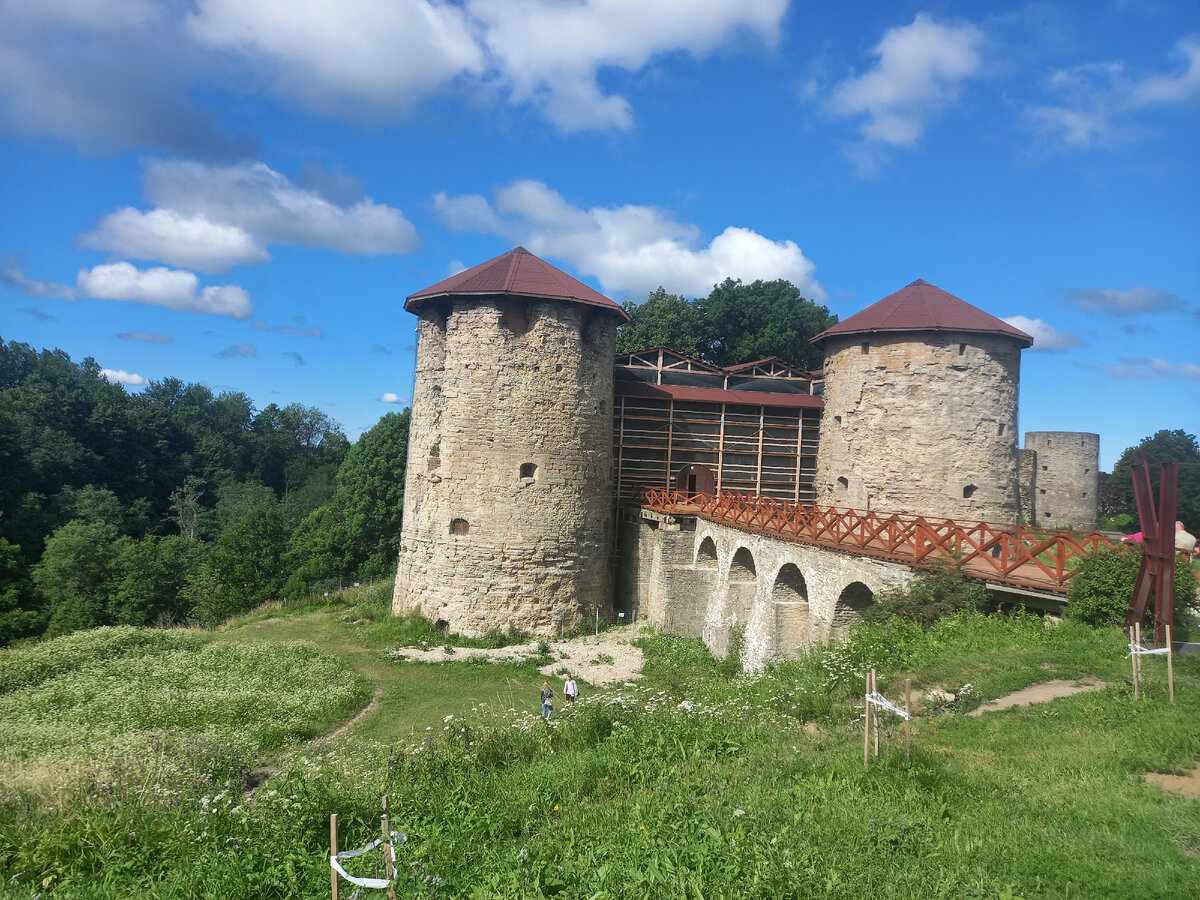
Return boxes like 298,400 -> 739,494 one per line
393,247 -> 629,636
812,280 -> 1033,523
1023,432 -> 1100,530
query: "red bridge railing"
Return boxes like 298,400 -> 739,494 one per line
631,488 -> 1120,593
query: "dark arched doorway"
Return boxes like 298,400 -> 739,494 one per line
677,463 -> 715,496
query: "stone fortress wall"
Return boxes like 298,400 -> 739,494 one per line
1022,432 -> 1100,530
393,296 -> 618,636
814,331 -> 1023,523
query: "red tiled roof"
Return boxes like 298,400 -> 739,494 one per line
811,279 -> 1033,348
615,380 -> 824,409
406,246 -> 629,320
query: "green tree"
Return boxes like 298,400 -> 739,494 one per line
1066,544 -> 1195,627
191,505 -> 288,626
1106,430 -> 1200,533
696,278 -> 836,370
33,518 -> 120,636
335,409 -> 410,577
616,287 -> 709,357
0,534 -> 39,644
862,563 -> 988,629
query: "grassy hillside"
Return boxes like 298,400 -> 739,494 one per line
1,600 -> 1198,898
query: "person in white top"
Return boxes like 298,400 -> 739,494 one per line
563,674 -> 579,706
1175,520 -> 1197,557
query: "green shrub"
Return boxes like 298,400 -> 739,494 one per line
862,563 -> 987,629
1066,544 -> 1196,627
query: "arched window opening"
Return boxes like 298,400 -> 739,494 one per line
520,462 -> 538,483
836,476 -> 849,494
832,582 -> 874,632
963,484 -> 977,499
450,518 -> 470,536
772,564 -> 810,656
500,299 -> 530,337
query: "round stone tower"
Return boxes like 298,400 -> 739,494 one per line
393,247 -> 629,636
812,279 -> 1033,523
1023,432 -> 1100,530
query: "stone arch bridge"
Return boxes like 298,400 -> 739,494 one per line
617,490 -> 1118,669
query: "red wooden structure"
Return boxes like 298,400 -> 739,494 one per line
1123,458 -> 1178,645
632,487 -> 1120,593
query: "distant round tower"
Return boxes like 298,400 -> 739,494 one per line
393,247 -> 629,636
812,279 -> 1033,523
1023,432 -> 1100,530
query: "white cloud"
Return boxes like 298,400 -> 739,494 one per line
830,14 -> 983,146
433,180 -> 825,301
100,368 -> 149,386
1027,37 -> 1200,148
254,319 -> 323,338
118,330 -> 173,344
80,208 -> 268,274
1,256 -> 77,300
76,262 -> 253,318
1001,315 -> 1082,351
1066,285 -> 1182,315
143,160 -> 419,256
469,0 -> 786,131
378,392 -> 408,404
1105,357 -> 1200,381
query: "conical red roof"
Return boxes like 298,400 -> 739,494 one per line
406,247 -> 629,321
811,279 -> 1032,348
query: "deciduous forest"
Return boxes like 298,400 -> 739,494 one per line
0,338 -> 409,645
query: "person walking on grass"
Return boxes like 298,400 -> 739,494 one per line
541,681 -> 553,720
563,674 -> 579,708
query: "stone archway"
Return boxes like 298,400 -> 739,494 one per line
832,581 -> 874,635
728,547 -> 757,626
696,536 -> 718,568
771,563 -> 810,657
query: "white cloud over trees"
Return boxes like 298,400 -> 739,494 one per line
433,180 -> 824,301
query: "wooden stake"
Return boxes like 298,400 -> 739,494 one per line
1166,622 -> 1175,704
872,669 -> 879,758
863,671 -> 871,767
330,814 -> 339,900
382,796 -> 396,900
904,677 -> 912,762
1134,622 -> 1143,700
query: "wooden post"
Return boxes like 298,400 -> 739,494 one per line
330,814 -> 339,900
863,671 -> 871,767
904,677 -> 912,762
382,796 -> 396,900
872,669 -> 879,758
1166,622 -> 1175,704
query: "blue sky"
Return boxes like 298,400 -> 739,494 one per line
1,0 -> 1197,470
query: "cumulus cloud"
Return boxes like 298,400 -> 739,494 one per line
1027,37 -> 1200,148
80,208 -> 268,274
830,14 -> 983,148
1002,316 -> 1083,351
1066,285 -> 1182,315
142,160 -> 419,257
118,330 -> 173,344
1105,357 -> 1200,381
100,368 -> 149,386
76,262 -> 253,318
216,343 -> 257,359
0,2 -> 253,158
378,392 -> 408,404
1,255 -> 76,300
468,0 -> 786,131
432,180 -> 824,301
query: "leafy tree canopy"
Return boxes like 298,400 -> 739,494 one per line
616,279 -> 836,371
1106,429 -> 1200,533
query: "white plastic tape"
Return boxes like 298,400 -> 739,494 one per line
865,691 -> 911,721
1128,642 -> 1170,658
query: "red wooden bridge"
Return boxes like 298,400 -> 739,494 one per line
632,488 -> 1121,594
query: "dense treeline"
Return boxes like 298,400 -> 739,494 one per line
0,338 -> 409,644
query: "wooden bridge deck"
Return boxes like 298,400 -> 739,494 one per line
633,488 -> 1121,594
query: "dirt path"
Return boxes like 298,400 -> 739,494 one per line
322,686 -> 382,742
1145,767 -> 1200,798
967,679 -> 1106,716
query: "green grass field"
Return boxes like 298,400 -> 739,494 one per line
1,590 -> 1198,898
